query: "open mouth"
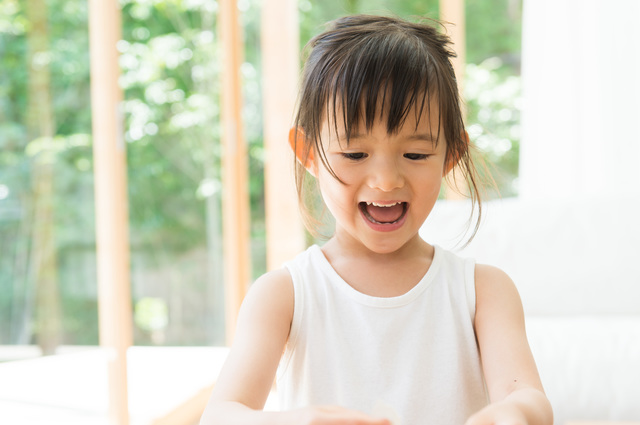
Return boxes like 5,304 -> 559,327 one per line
359,201 -> 408,225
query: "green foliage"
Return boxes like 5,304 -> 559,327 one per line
298,0 -> 440,48
466,0 -> 522,67
58,296 -> 99,345
0,0 -> 96,346
135,297 -> 169,331
465,58 -> 521,197
119,0 -> 218,250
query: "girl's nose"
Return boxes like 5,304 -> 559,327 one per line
368,159 -> 404,192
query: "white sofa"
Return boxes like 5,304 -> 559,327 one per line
421,196 -> 640,424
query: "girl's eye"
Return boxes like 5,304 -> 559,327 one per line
342,152 -> 367,160
404,153 -> 429,160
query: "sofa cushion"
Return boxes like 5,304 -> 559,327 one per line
526,316 -> 640,424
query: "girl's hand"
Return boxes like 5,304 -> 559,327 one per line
296,405 -> 394,425
465,402 -> 528,425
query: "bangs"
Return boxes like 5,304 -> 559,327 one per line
326,33 -> 440,142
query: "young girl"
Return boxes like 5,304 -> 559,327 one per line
201,14 -> 553,425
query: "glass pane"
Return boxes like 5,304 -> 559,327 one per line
120,0 -> 264,346
1,0 -> 255,422
121,0 -> 226,346
0,0 -> 97,354
1,0 -> 268,353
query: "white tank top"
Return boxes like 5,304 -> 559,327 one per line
277,244 -> 488,425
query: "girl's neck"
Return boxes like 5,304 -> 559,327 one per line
320,234 -> 435,298
323,227 -> 431,262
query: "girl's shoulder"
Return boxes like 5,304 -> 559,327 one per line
473,263 -> 525,327
473,263 -> 519,301
238,267 -> 295,339
248,267 -> 295,308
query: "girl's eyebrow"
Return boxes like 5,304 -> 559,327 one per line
407,134 -> 439,143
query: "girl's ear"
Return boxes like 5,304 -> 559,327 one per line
289,127 -> 317,176
444,130 -> 470,175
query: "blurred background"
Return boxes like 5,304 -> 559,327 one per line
0,0 -> 522,352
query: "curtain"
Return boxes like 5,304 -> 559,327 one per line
519,0 -> 640,199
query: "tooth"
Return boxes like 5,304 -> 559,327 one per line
372,201 -> 399,207
364,201 -> 404,207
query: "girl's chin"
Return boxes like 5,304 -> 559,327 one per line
358,231 -> 423,256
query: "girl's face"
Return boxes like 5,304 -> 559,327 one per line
315,101 -> 448,255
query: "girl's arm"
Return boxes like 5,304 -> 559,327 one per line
469,264 -> 554,425
200,268 -> 391,425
